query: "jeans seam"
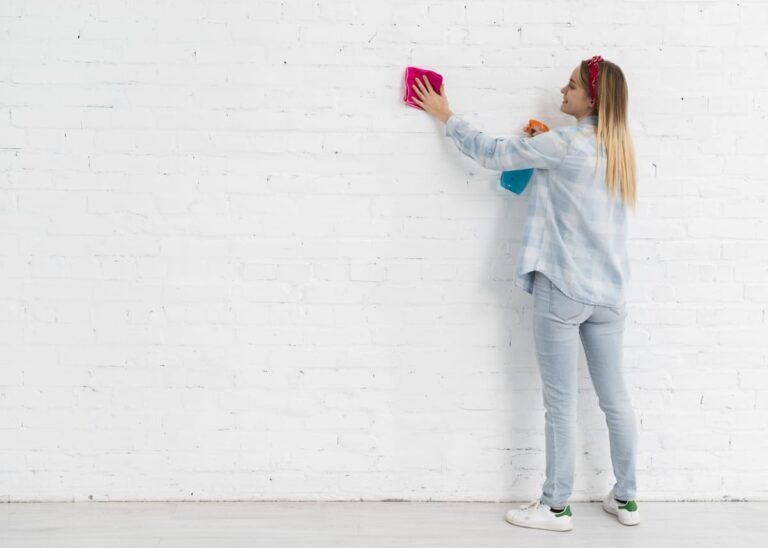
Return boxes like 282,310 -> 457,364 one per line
552,416 -> 560,506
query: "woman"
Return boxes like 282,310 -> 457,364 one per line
411,56 -> 639,532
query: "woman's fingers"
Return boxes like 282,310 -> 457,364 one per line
410,77 -> 446,114
413,77 -> 434,97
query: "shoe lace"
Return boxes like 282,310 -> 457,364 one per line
520,498 -> 543,511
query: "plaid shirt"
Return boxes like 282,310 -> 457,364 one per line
444,113 -> 630,307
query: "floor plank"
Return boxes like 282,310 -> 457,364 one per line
1,501 -> 766,547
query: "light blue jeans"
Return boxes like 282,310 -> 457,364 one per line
532,271 -> 637,508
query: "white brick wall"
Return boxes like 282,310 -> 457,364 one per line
1,0 -> 767,502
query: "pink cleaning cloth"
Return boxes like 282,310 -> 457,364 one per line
403,66 -> 444,110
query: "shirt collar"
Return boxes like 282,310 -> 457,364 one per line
578,114 -> 598,126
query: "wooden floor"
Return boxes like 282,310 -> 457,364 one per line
1,500 -> 766,547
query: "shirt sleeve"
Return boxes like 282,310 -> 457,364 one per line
444,114 -> 570,171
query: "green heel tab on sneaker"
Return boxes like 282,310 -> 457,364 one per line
619,500 -> 638,512
555,505 -> 572,517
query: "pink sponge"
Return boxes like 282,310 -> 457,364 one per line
403,66 -> 444,110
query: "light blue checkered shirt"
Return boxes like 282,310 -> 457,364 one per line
444,113 -> 630,307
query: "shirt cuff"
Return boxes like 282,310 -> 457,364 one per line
444,113 -> 460,136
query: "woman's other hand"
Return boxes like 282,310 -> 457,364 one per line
523,125 -> 545,137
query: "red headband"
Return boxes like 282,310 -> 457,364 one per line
587,55 -> 603,108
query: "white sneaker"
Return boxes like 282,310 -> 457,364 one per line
602,486 -> 640,525
505,499 -> 573,532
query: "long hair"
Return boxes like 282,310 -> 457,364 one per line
579,59 -> 637,210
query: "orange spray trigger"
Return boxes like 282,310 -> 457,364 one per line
524,119 -> 550,135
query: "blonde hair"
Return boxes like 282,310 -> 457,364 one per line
579,59 -> 637,210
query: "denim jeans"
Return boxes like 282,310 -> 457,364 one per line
532,270 -> 638,508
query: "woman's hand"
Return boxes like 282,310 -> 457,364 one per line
411,75 -> 453,124
523,125 -> 545,137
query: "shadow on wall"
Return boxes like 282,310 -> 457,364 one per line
429,80 -> 617,500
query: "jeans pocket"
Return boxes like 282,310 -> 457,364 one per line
549,281 -> 586,322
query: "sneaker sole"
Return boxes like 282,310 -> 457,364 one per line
505,515 -> 573,532
601,501 -> 640,526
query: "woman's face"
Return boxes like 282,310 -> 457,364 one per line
560,66 -> 595,119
